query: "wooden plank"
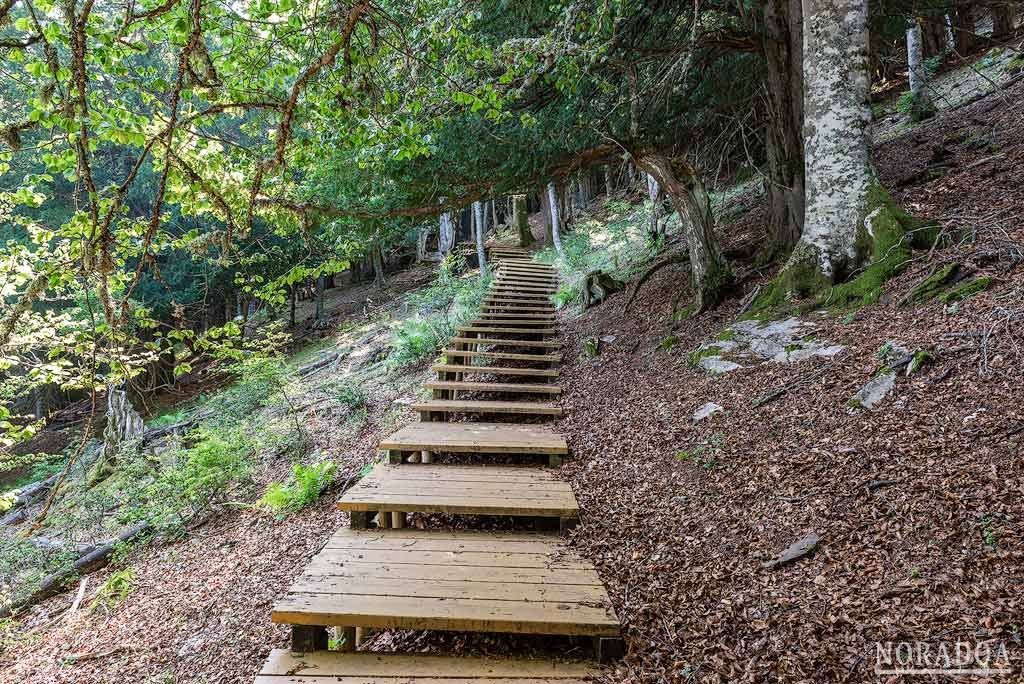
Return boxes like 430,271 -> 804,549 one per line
379,422 -> 568,453
424,381 -> 561,395
457,326 -> 556,335
273,593 -> 618,636
451,337 -> 559,348
490,285 -> 557,293
443,350 -> 561,362
432,364 -> 558,378
468,319 -> 554,327
475,312 -> 556,319
300,560 -> 602,586
414,399 -> 562,417
480,306 -> 556,314
259,649 -> 598,679
289,576 -> 606,604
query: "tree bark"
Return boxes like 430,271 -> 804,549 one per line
513,194 -> 532,247
289,284 -> 297,327
473,201 -> 488,275
314,275 -> 325,319
907,19 -> 936,121
546,182 -> 564,256
372,241 -> 385,289
761,0 -> 805,256
604,165 -> 614,196
952,5 -> 976,56
636,154 -> 731,311
921,15 -> 949,57
539,187 -> 554,244
438,205 -> 455,256
645,174 -> 663,237
990,3 -> 1015,36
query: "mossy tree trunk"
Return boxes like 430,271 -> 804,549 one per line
773,0 -> 921,305
513,194 -> 532,247
762,0 -> 805,257
637,154 -> 731,311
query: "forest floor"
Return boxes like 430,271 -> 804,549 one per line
1,46 -> 1023,684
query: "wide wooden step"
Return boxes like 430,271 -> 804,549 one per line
458,326 -> 556,335
477,312 -> 556,319
432,364 -> 559,378
256,649 -> 597,683
338,464 -> 578,518
413,399 -> 563,417
469,318 -> 553,327
380,421 -> 568,454
496,269 -> 557,279
481,305 -> 557,313
445,349 -> 561,362
425,380 -> 561,395
451,336 -> 560,349
491,285 -> 557,294
271,529 -> 620,638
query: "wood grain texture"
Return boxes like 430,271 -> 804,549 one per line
378,422 -> 568,452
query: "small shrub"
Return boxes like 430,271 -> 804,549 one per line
331,381 -> 368,410
90,568 -> 136,613
260,461 -> 337,514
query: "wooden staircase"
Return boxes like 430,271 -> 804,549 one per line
258,245 -> 623,682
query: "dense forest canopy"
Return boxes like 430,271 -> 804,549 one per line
0,0 -> 1018,446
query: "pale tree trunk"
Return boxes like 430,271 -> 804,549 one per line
646,174 -> 662,237
87,388 -> 144,486
416,226 -> 431,262
637,154 -> 731,311
781,0 -> 914,294
539,187 -> 554,244
604,165 -> 614,196
473,201 -> 488,275
546,182 -> 564,256
438,205 -> 455,256
907,19 -> 936,121
513,194 -> 532,247
762,0 -> 805,256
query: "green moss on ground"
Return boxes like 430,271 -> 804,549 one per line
938,276 -> 992,303
688,345 -> 721,366
908,263 -> 960,303
716,329 -> 737,342
657,335 -> 680,351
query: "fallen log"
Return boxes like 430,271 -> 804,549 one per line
1,473 -> 60,525
141,408 -> 213,445
297,352 -> 342,377
0,522 -> 151,619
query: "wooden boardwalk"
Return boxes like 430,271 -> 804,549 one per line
259,245 -> 623,681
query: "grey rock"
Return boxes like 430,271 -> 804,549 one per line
698,357 -> 742,374
850,370 -> 896,410
692,402 -> 723,423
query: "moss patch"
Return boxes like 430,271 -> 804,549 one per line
688,345 -> 721,367
907,263 -> 960,303
716,329 -> 737,342
938,276 -> 992,303
657,335 -> 680,351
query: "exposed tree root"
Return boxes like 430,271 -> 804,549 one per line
624,250 -> 689,312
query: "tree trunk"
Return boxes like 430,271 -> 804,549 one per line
636,154 -> 731,311
513,194 -> 532,247
87,388 -> 144,486
991,3 -> 1015,36
438,206 -> 455,256
416,226 -> 430,262
952,5 -> 976,56
646,174 -> 662,237
921,15 -> 949,57
472,201 -> 488,275
762,0 -> 805,256
289,285 -> 297,327
605,165 -> 614,196
372,241 -> 386,289
539,187 -> 554,244
314,275 -> 325,320
491,198 -> 499,230
546,183 -> 564,256
907,19 -> 936,121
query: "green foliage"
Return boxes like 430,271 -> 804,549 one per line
260,460 -> 337,515
331,381 -> 369,410
0,536 -> 76,610
675,432 -> 724,470
90,568 -> 136,613
937,277 -> 991,303
390,254 -> 490,367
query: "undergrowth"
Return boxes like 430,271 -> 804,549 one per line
260,460 -> 337,515
390,253 -> 491,367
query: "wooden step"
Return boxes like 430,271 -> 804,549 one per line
425,380 -> 561,395
481,305 -> 556,313
380,421 -> 568,454
432,364 -> 559,378
469,318 -> 553,327
444,349 -> 561,362
477,312 -> 556,319
256,649 -> 597,683
338,464 -> 578,519
457,326 -> 556,335
491,285 -> 557,293
484,295 -> 554,304
271,529 -> 620,641
496,269 -> 557,278
451,337 -> 560,349
413,399 -> 563,417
